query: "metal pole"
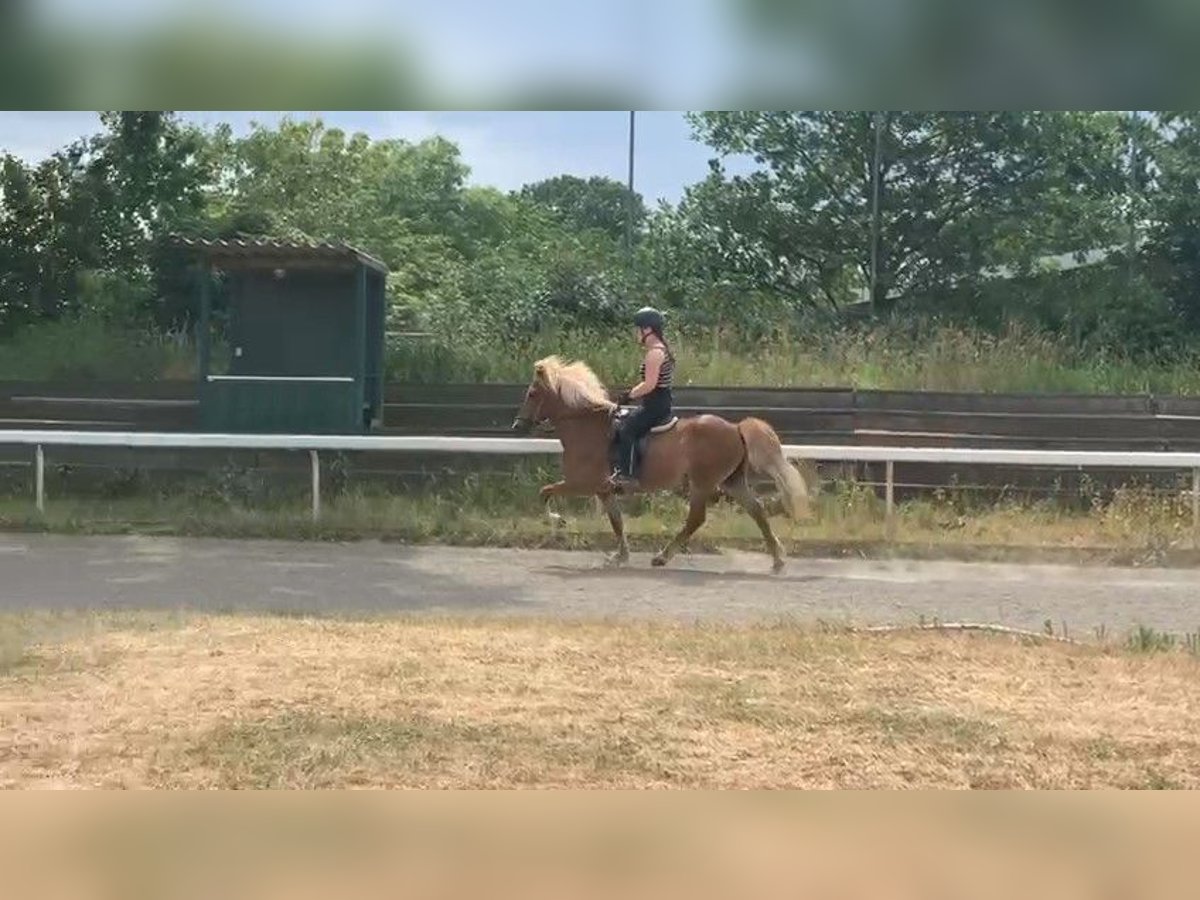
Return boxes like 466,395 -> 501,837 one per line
355,264 -> 369,430
884,458 -> 895,540
1192,466 -> 1199,547
198,262 -> 212,385
625,110 -> 636,267
869,111 -> 883,314
310,450 -> 320,522
35,445 -> 44,514
1127,110 -> 1138,293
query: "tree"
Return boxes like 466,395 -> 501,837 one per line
1142,112 -> 1200,331
0,153 -> 52,332
218,118 -> 460,254
88,112 -> 215,261
0,111 -> 219,332
686,111 -> 1128,311
518,174 -> 646,245
210,117 -> 481,322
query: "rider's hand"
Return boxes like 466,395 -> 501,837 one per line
616,389 -> 632,405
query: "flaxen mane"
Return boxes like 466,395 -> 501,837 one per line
535,355 -> 616,412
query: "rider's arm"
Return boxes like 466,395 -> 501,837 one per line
628,348 -> 664,399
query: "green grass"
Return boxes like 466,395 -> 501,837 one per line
0,618 -> 33,675
187,711 -> 530,789
1124,624 -> 1200,654
3,464 -> 1197,565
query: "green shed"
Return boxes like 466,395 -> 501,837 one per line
177,237 -> 389,434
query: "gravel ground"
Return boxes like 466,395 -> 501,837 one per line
1,534 -> 1197,636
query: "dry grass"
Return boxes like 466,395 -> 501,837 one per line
2,613 -> 1199,789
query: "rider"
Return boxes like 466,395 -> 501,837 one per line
610,306 -> 675,489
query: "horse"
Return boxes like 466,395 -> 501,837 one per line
510,355 -> 815,572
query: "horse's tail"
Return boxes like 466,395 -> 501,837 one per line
737,417 -> 814,520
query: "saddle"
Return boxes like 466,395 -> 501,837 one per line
608,406 -> 679,475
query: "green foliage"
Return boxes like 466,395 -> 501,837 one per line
518,174 -> 646,244
895,262 -> 1181,362
685,111 -> 1128,306
6,109 -> 1200,386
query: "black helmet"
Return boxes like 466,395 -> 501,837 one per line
633,306 -> 665,333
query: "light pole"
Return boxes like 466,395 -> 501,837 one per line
1127,110 -> 1139,294
625,110 -> 636,268
869,111 -> 883,314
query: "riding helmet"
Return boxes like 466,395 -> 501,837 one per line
633,306 -> 665,333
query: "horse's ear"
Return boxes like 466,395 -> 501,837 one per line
533,362 -> 546,381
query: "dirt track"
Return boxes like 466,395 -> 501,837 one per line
1,534 -> 1197,636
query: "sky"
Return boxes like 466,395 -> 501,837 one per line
0,110 -> 755,206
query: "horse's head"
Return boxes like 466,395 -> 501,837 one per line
512,355 -> 614,432
511,360 -> 553,432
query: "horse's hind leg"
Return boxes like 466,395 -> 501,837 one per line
723,473 -> 786,573
652,489 -> 712,568
601,493 -> 630,566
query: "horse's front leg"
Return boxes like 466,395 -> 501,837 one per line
539,481 -> 569,529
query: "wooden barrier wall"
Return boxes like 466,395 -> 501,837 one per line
4,381 -> 1200,496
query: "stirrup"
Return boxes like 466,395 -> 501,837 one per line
608,471 -> 639,493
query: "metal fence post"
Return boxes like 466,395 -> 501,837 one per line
35,445 -> 45,514
310,450 -> 321,522
885,459 -> 895,541
1192,466 -> 1199,548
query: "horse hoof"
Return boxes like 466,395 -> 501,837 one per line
772,559 -> 786,575
604,552 -> 629,568
651,554 -> 668,568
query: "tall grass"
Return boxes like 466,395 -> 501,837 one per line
4,316 -> 1200,394
0,317 -> 197,381
388,321 -> 1200,394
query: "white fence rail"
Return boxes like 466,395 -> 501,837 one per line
3,429 -> 1199,535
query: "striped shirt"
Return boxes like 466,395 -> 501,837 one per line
639,345 -> 675,391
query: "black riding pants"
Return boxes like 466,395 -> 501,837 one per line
615,389 -> 672,476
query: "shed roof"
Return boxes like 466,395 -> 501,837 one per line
169,235 -> 389,276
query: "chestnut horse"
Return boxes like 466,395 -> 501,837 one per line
511,355 -> 814,572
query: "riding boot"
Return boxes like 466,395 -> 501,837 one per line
608,442 -> 639,493
609,457 -> 639,492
